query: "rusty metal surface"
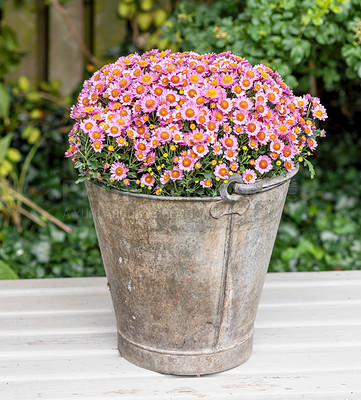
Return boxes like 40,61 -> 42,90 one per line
85,170 -> 295,375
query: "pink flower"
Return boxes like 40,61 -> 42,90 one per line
160,170 -> 171,184
284,160 -> 295,172
270,139 -> 284,154
200,178 -> 213,188
110,162 -> 128,181
229,161 -> 239,171
221,135 -> 238,150
140,173 -> 155,187
92,141 -> 103,153
140,95 -> 159,113
280,145 -> 295,161
242,169 -> 257,184
255,155 -> 273,174
169,167 -> 184,181
214,163 -> 229,180
178,155 -> 195,172
193,143 -> 209,157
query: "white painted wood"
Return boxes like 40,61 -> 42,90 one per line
0,271 -> 360,399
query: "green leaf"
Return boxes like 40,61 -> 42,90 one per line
0,133 -> 13,164
0,83 -> 10,119
0,261 -> 18,280
304,159 -> 315,179
290,45 -> 305,65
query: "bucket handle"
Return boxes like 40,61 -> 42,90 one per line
220,166 -> 299,202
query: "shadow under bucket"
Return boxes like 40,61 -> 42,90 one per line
85,167 -> 298,375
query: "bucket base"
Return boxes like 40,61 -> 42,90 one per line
117,331 -> 254,376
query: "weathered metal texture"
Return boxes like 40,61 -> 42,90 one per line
85,168 -> 297,376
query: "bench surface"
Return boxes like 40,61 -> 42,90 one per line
1,271 -> 360,399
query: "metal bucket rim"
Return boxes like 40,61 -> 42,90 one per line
87,165 -> 298,202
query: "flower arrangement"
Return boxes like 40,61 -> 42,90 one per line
66,49 -> 327,197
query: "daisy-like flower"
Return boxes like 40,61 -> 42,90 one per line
157,127 -> 173,143
191,129 -> 208,143
117,136 -> 127,146
245,119 -> 261,136
270,139 -> 284,153
220,73 -> 236,87
157,104 -> 171,120
110,161 -> 128,181
193,143 -> 209,157
235,96 -> 252,111
181,103 -> 199,121
313,105 -> 328,121
160,170 -> 171,185
221,135 -> 238,150
218,98 -> 233,113
233,110 -> 248,125
224,149 -> 237,161
307,137 -> 318,150
169,167 -> 184,181
89,130 -> 104,142
213,141 -> 223,155
229,161 -> 239,171
255,155 -> 273,174
200,178 -> 213,188
284,160 -> 295,171
140,173 -> 155,187
107,124 -> 122,137
255,129 -> 269,145
134,139 -> 149,153
178,155 -> 195,171
92,141 -> 103,153
242,169 -> 257,184
280,145 -> 295,161
80,118 -> 96,132
214,163 -> 229,180
141,95 -> 159,113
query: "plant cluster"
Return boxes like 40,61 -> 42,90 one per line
66,49 -> 327,197
162,0 -> 361,93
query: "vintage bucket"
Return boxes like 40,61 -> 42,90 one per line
85,166 -> 298,375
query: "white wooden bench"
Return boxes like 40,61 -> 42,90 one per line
1,271 -> 360,399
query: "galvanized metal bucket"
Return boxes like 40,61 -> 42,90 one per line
85,167 -> 298,375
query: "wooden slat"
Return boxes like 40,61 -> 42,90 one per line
0,271 -> 360,399
48,0 -> 84,96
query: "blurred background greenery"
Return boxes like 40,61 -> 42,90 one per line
0,0 -> 360,279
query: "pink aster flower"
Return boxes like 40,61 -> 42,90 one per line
229,161 -> 239,171
160,170 -> 171,185
110,162 -> 128,181
224,149 -> 237,161
212,142 -> 223,155
214,163 -> 229,180
270,139 -> 284,153
234,96 -> 252,111
169,167 -> 184,181
193,143 -> 209,157
181,103 -> 199,121
140,95 -> 159,113
178,155 -> 195,172
140,173 -> 155,187
200,178 -> 213,188
245,119 -> 261,136
284,160 -> 296,172
280,145 -> 295,161
92,141 -> 103,153
221,135 -> 238,150
134,139 -> 149,153
255,155 -> 273,174
218,98 -> 233,113
242,169 -> 257,184
80,118 -> 96,133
